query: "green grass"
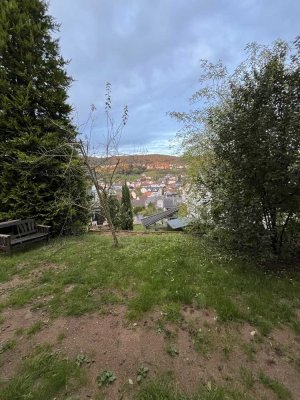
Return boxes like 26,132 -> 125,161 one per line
27,320 -> 44,336
0,233 -> 300,334
135,380 -> 247,400
133,224 -> 146,231
0,233 -> 299,399
15,328 -> 24,336
57,332 -> 66,342
0,339 -> 16,354
292,319 -> 300,334
240,367 -> 255,390
241,342 -> 257,362
0,345 -> 85,400
259,372 -> 291,399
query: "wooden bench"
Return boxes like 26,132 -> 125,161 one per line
0,219 -> 51,253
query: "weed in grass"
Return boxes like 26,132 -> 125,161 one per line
137,366 -> 149,383
189,327 -> 211,355
0,339 -> 16,354
259,372 -> 291,399
27,320 -> 44,336
239,367 -> 255,389
162,303 -> 182,323
0,315 -> 4,325
0,344 -> 85,400
75,352 -> 91,367
154,319 -> 165,335
164,328 -> 177,341
165,344 -> 179,357
96,370 -> 116,386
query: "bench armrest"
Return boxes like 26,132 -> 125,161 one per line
36,225 -> 51,234
0,234 -> 11,250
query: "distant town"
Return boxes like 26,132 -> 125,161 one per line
90,154 -> 189,224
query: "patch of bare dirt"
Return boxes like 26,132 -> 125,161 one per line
238,322 -> 262,342
0,276 -> 28,292
0,276 -> 31,303
0,306 -> 49,380
0,305 -> 299,400
64,284 -> 75,293
28,262 -> 67,280
0,307 -> 47,339
181,305 -> 217,324
271,326 -> 300,348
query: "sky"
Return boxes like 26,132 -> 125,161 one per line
48,0 -> 300,155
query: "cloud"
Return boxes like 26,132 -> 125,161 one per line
48,0 -> 300,153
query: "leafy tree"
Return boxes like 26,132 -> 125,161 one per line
133,206 -> 145,215
172,39 -> 300,257
142,202 -> 156,216
0,0 -> 90,234
108,195 -> 121,229
120,183 -> 133,230
178,203 -> 188,217
93,194 -> 121,228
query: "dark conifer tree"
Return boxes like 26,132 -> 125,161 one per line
0,0 -> 90,234
120,183 -> 133,230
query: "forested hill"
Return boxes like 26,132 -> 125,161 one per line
88,154 -> 186,170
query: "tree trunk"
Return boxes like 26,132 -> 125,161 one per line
269,209 -> 278,254
79,143 -> 119,246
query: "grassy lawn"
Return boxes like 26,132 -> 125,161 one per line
0,233 -> 299,399
1,233 -> 299,331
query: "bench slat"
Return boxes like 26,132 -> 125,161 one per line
0,220 -> 21,229
11,232 -> 48,245
16,219 -> 36,237
0,218 -> 50,252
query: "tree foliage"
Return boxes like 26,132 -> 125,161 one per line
108,194 -> 121,229
172,39 -> 300,257
142,202 -> 156,217
120,183 -> 133,230
0,0 -> 90,234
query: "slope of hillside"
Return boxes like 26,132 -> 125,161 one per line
89,154 -> 186,171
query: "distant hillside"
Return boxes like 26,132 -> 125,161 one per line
89,154 -> 186,172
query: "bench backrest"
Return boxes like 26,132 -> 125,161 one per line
15,219 -> 37,237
